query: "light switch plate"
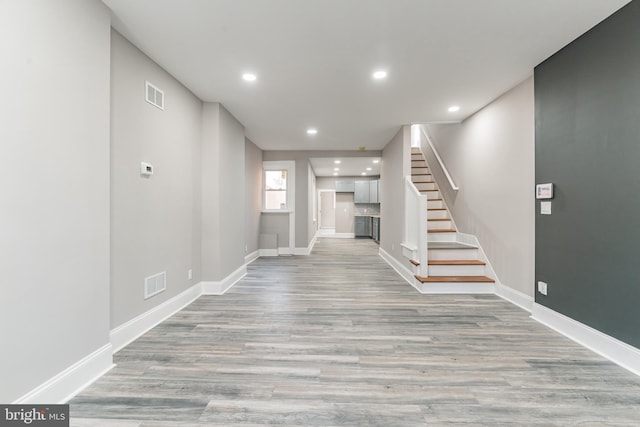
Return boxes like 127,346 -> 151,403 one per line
541,201 -> 551,215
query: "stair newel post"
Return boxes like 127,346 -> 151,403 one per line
418,193 -> 428,277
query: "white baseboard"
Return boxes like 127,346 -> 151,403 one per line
293,231 -> 319,255
201,264 -> 247,295
244,250 -> 259,265
531,303 -> 640,376
14,344 -> 114,404
258,249 -> 278,257
379,247 -> 421,292
496,283 -> 534,312
331,233 -> 355,239
110,282 -> 202,353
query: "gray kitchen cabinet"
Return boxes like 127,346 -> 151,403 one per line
369,180 -> 379,203
335,179 -> 355,192
354,181 -> 370,203
355,216 -> 372,237
372,217 -> 380,243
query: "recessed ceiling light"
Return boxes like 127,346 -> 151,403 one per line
334,167 -> 339,171
334,160 -> 341,164
373,70 -> 387,80
242,73 -> 257,81
361,172 -> 367,176
333,172 -> 339,176
366,167 -> 372,171
373,159 -> 380,164
448,105 -> 460,112
306,128 -> 318,135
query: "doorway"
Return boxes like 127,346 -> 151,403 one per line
318,190 -> 335,236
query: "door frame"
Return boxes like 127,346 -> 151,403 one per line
317,189 -> 336,232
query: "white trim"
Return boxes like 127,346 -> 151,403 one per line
318,228 -> 336,236
496,283 -> 534,312
14,344 -> 114,404
318,189 -> 336,230
531,303 -> 640,377
201,264 -> 247,295
379,247 -> 420,292
420,282 -> 495,294
419,124 -> 458,191
278,247 -> 292,255
110,283 -> 202,353
331,233 -> 355,239
293,231 -> 319,255
244,250 -> 260,265
262,160 -> 295,212
258,249 -> 278,257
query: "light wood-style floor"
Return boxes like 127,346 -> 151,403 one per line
70,238 -> 640,426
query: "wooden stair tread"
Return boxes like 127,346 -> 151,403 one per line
428,218 -> 451,221
428,229 -> 457,233
415,275 -> 495,284
428,207 -> 447,211
428,260 -> 485,266
428,242 -> 477,249
414,259 -> 485,267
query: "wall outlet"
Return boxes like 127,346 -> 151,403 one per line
188,269 -> 192,280
537,281 -> 548,296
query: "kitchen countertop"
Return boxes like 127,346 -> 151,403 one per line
355,214 -> 380,218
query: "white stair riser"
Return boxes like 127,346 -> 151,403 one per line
428,248 -> 479,260
427,231 -> 457,241
411,160 -> 427,167
427,200 -> 444,209
428,220 -> 452,230
423,191 -> 440,200
428,264 -> 486,276
415,182 -> 437,191
418,282 -> 495,294
412,167 -> 430,174
412,175 -> 433,183
427,210 -> 449,219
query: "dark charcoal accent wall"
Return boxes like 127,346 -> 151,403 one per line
535,1 -> 640,348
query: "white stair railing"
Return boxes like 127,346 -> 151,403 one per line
419,124 -> 459,192
403,176 -> 428,277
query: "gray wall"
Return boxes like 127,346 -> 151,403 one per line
0,0 -> 111,402
201,103 -> 247,280
110,30 -> 203,328
535,1 -> 640,347
245,138 -> 263,256
380,127 -> 411,261
427,77 -> 535,297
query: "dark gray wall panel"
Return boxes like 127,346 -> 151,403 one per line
535,1 -> 640,347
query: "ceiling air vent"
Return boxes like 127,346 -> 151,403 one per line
145,81 -> 164,110
144,271 -> 166,299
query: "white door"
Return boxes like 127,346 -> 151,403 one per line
319,191 -> 336,229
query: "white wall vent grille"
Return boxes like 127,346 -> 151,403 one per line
145,81 -> 164,110
144,271 -> 166,299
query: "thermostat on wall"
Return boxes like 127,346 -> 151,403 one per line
140,162 -> 154,176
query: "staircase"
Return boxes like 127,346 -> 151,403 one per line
409,147 -> 495,293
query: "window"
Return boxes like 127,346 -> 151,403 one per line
263,161 -> 295,211
265,170 -> 287,210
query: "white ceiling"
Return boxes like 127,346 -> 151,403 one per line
103,0 -> 630,151
309,156 -> 381,177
